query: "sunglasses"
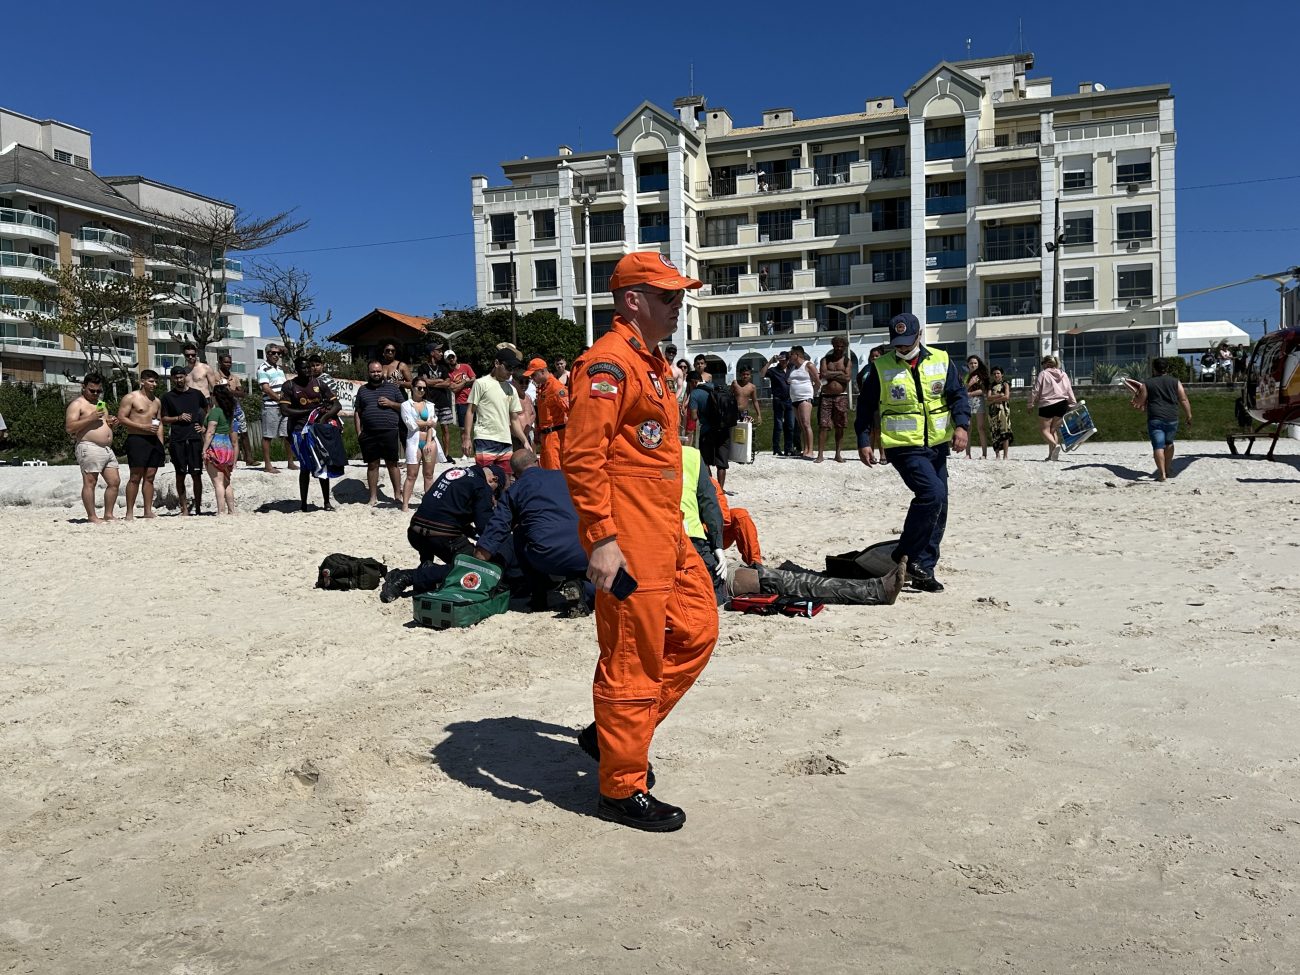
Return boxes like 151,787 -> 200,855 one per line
633,287 -> 685,306
413,385 -> 427,392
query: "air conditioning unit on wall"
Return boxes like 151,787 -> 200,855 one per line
1127,298 -> 1144,308
1126,240 -> 1141,251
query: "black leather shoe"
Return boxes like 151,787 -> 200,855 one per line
598,791 -> 685,832
578,723 -> 655,790
380,568 -> 415,603
907,569 -> 945,593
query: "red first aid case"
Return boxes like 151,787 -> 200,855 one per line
729,594 -> 780,614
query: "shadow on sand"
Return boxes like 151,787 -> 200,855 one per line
430,716 -> 596,817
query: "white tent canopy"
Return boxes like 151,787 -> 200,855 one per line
1176,320 -> 1250,352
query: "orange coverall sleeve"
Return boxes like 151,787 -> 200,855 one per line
563,362 -> 626,549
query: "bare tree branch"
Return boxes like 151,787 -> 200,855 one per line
245,259 -> 332,360
132,206 -> 308,361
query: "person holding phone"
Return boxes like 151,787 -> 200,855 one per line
562,251 -> 718,833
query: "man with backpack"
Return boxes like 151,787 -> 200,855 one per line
693,367 -> 739,491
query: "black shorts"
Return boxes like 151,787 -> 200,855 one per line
1038,401 -> 1071,419
169,439 -> 203,474
360,428 -> 400,463
703,430 -> 731,470
126,433 -> 165,470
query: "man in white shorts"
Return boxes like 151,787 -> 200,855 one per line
64,371 -> 120,524
256,344 -> 295,473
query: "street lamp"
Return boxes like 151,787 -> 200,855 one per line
568,154 -> 615,349
823,301 -> 878,409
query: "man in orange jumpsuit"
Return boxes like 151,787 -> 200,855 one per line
563,251 -> 718,833
525,357 -> 569,471
712,477 -> 762,566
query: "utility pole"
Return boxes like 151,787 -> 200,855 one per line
509,250 -> 517,348
1043,197 -> 1064,361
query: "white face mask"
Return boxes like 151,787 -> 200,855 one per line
898,340 -> 922,361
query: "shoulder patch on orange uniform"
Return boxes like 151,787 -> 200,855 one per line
590,380 -> 619,400
586,361 -> 626,381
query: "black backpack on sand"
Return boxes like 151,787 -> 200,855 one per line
316,553 -> 388,591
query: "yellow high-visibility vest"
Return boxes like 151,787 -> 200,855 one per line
680,446 -> 706,539
875,348 -> 954,449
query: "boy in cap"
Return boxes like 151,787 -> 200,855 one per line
462,348 -> 527,467
855,313 -> 969,592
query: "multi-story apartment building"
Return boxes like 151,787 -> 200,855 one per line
0,107 -> 262,385
471,54 -> 1175,383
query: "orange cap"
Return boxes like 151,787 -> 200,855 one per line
608,252 -> 703,292
523,357 -> 548,376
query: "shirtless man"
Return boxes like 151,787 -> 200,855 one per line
215,353 -> 250,465
182,342 -> 217,400
64,371 -> 120,524
817,335 -> 853,463
116,369 -> 164,520
730,366 -> 763,426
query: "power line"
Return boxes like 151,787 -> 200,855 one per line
1180,174 -> 1300,191
1182,227 -> 1300,233
256,230 -> 473,257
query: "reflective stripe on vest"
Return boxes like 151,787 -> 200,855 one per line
680,446 -> 706,540
875,349 -> 954,449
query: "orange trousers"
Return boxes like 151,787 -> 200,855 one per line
713,479 -> 763,565
539,430 -> 564,470
593,533 -> 717,798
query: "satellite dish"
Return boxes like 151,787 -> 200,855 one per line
1094,82 -> 1106,92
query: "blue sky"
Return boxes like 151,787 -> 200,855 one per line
6,0 -> 1296,342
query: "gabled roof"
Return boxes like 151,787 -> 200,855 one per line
611,100 -> 700,146
330,308 -> 433,344
905,61 -> 984,100
0,143 -> 145,219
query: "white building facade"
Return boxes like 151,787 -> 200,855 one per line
471,54 -> 1176,384
0,107 -> 262,385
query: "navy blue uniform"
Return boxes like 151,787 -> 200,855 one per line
855,349 -> 970,576
477,467 -> 587,598
409,466 -> 498,592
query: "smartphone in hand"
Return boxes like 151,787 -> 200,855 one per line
610,567 -> 638,601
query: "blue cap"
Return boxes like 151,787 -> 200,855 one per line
888,312 -> 922,347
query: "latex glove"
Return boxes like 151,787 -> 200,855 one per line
712,548 -> 727,582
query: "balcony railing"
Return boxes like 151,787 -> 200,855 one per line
925,139 -> 965,161
575,225 -> 624,245
926,304 -> 967,323
813,167 -> 852,186
82,267 -> 133,285
0,294 -> 57,315
212,257 -> 242,273
0,253 -> 57,273
637,174 -> 669,193
151,317 -> 193,336
218,292 -> 244,308
925,195 -> 966,216
979,297 -> 1041,317
972,130 -> 1042,152
1054,116 -> 1159,143
0,334 -> 61,349
981,182 -> 1040,206
489,237 -> 516,250
639,225 -> 670,244
78,227 -> 132,249
755,171 -> 793,192
704,278 -> 739,295
925,250 -> 966,270
981,239 -> 1041,262
1,208 -> 57,234
756,222 -> 794,243
758,273 -> 795,291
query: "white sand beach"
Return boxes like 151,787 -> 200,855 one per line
2,439 -> 1298,973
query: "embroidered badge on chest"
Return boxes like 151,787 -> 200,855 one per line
929,380 -> 944,396
648,372 -> 664,397
890,384 -> 908,401
445,468 -> 466,480
637,420 -> 664,449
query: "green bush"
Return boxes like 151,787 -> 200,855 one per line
1120,359 -> 1151,380
0,383 -> 83,461
1163,356 -> 1191,382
